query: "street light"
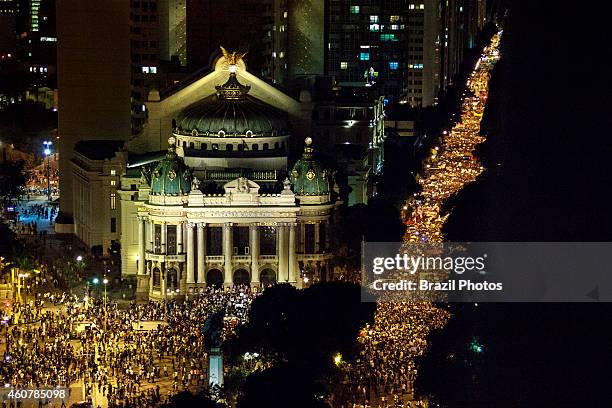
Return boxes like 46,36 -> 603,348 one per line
103,277 -> 108,332
42,140 -> 53,202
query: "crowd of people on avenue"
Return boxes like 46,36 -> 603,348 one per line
0,287 -> 255,407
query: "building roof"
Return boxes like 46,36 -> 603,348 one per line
174,72 -> 288,138
150,138 -> 192,196
74,140 -> 124,160
290,138 -> 330,197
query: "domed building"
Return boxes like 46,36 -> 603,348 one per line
117,52 -> 339,301
171,70 -> 291,178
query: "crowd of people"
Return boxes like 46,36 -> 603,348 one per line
336,31 -> 502,408
0,286 -> 256,407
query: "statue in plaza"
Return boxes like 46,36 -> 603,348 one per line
202,309 -> 225,350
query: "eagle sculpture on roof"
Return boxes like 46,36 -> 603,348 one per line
220,46 -> 247,66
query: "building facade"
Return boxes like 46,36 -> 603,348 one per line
123,136 -> 334,301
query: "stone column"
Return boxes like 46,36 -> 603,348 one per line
161,264 -> 166,299
314,222 -> 320,253
278,224 -> 288,282
137,217 -> 145,275
177,222 -> 183,253
223,223 -> 233,286
161,222 -> 167,254
289,223 -> 297,283
149,220 -> 154,252
299,222 -> 305,253
186,223 -> 195,284
325,220 -> 331,252
249,224 -> 260,284
197,223 -> 206,284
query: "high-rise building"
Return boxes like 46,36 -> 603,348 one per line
186,0 -> 270,72
56,0 -> 132,229
0,0 -> 16,57
130,0 -> 162,135
324,0 -> 435,105
440,0 -> 487,89
262,0 -> 325,85
324,0 -> 487,107
158,0 -> 186,64
13,0 -> 56,85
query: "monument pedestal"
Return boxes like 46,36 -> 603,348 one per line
209,347 -> 224,387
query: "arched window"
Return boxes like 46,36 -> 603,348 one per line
274,142 -> 279,149
226,144 -> 233,151
206,269 -> 223,288
233,269 -> 250,286
189,142 -> 195,149
153,268 -> 161,289
260,269 -> 276,287
238,144 -> 245,151
263,143 -> 269,150
167,268 -> 178,291
252,144 -> 259,151
201,143 -> 207,150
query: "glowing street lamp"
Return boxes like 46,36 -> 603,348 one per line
42,141 -> 53,202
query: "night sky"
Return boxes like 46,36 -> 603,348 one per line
440,1 -> 612,406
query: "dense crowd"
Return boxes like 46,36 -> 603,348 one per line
0,287 -> 256,407
337,31 -> 502,408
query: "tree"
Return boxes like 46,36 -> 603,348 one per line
227,282 -> 375,406
160,390 -> 224,408
237,363 -> 328,408
0,160 -> 27,204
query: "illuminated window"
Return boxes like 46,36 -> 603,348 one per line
110,170 -> 116,176
391,24 -> 399,30
340,61 -> 348,70
389,61 -> 399,70
110,180 -> 116,186
409,4 -> 415,9
390,15 -> 400,22
359,52 -> 370,61
350,5 -> 359,14
380,34 -> 395,41
418,4 -> 425,9
110,193 -> 117,210
370,15 -> 379,23
369,24 -> 380,32
408,63 -> 424,69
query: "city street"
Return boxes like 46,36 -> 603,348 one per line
338,31 -> 503,408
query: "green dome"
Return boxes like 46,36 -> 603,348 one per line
290,138 -> 329,196
151,137 -> 192,196
175,73 -> 288,137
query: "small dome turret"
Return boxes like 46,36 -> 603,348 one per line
290,138 -> 330,197
151,137 -> 193,196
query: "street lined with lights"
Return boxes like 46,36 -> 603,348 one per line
341,31 -> 502,407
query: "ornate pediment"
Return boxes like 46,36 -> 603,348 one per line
223,177 -> 260,195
